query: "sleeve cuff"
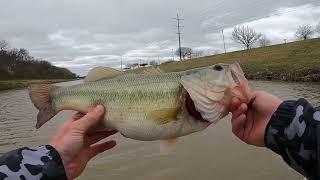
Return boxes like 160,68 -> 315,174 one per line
41,145 -> 67,179
0,145 -> 67,180
264,100 -> 297,155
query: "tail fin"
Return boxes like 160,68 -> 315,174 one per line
28,84 -> 58,129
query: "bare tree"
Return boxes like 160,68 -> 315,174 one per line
295,24 -> 314,40
0,40 -> 9,51
18,48 -> 31,61
175,47 -> 193,60
232,25 -> 262,49
258,35 -> 271,47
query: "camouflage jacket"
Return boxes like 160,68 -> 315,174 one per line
0,99 -> 319,180
0,145 -> 66,180
266,99 -> 320,180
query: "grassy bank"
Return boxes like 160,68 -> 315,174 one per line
139,38 -> 320,82
0,79 -> 74,91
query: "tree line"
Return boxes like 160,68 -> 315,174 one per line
0,40 -> 76,80
175,22 -> 320,60
232,23 -> 320,50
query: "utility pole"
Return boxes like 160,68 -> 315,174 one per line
173,13 -> 183,61
120,56 -> 123,71
221,29 -> 226,53
172,49 -> 175,61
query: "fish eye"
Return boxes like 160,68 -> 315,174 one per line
213,65 -> 223,71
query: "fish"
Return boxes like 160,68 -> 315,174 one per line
28,63 -> 251,141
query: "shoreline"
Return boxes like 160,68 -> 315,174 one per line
0,79 -> 75,91
245,70 -> 320,82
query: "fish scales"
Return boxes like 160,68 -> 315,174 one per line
28,63 -> 251,141
51,73 -> 189,140
54,73 -> 182,108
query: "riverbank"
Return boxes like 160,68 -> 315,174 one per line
0,79 -> 74,91
146,38 -> 320,82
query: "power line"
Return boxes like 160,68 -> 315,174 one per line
203,2 -> 320,32
199,0 -> 263,21
197,0 -> 227,18
173,13 -> 184,61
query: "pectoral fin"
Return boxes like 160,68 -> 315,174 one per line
147,108 -> 179,124
160,138 -> 178,155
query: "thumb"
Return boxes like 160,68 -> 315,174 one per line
76,105 -> 106,131
231,103 -> 247,140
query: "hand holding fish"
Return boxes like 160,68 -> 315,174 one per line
230,91 -> 282,147
49,105 -> 117,180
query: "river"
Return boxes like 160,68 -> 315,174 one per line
0,80 -> 319,180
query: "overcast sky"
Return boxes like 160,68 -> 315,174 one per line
1,0 -> 320,75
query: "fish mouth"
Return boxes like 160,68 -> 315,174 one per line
185,92 -> 210,123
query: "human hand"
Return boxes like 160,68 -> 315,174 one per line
230,91 -> 282,147
49,105 -> 117,180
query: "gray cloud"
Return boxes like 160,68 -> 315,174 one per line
0,0 -> 319,75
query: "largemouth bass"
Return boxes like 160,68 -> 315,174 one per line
29,63 -> 251,141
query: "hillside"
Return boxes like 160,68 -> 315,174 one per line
152,38 -> 320,82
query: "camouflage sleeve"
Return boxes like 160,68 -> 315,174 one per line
265,98 -> 320,180
0,145 -> 67,180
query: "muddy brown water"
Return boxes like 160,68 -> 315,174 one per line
0,80 -> 319,180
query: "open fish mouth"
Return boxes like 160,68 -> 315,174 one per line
185,92 -> 210,123
180,63 -> 244,124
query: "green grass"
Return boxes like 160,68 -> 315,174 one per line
135,38 -> 320,82
0,79 -> 74,91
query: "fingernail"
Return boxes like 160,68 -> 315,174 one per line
95,105 -> 104,113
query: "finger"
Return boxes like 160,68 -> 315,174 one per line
243,114 -> 254,141
87,140 -> 116,159
232,114 -> 246,131
232,114 -> 246,140
247,97 -> 256,110
75,105 -> 106,131
58,113 -> 84,131
230,97 -> 241,112
70,112 -> 85,122
232,103 -> 247,118
62,112 -> 85,131
88,130 -> 118,145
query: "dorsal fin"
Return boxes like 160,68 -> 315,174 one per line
142,66 -> 164,74
84,67 -> 122,82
